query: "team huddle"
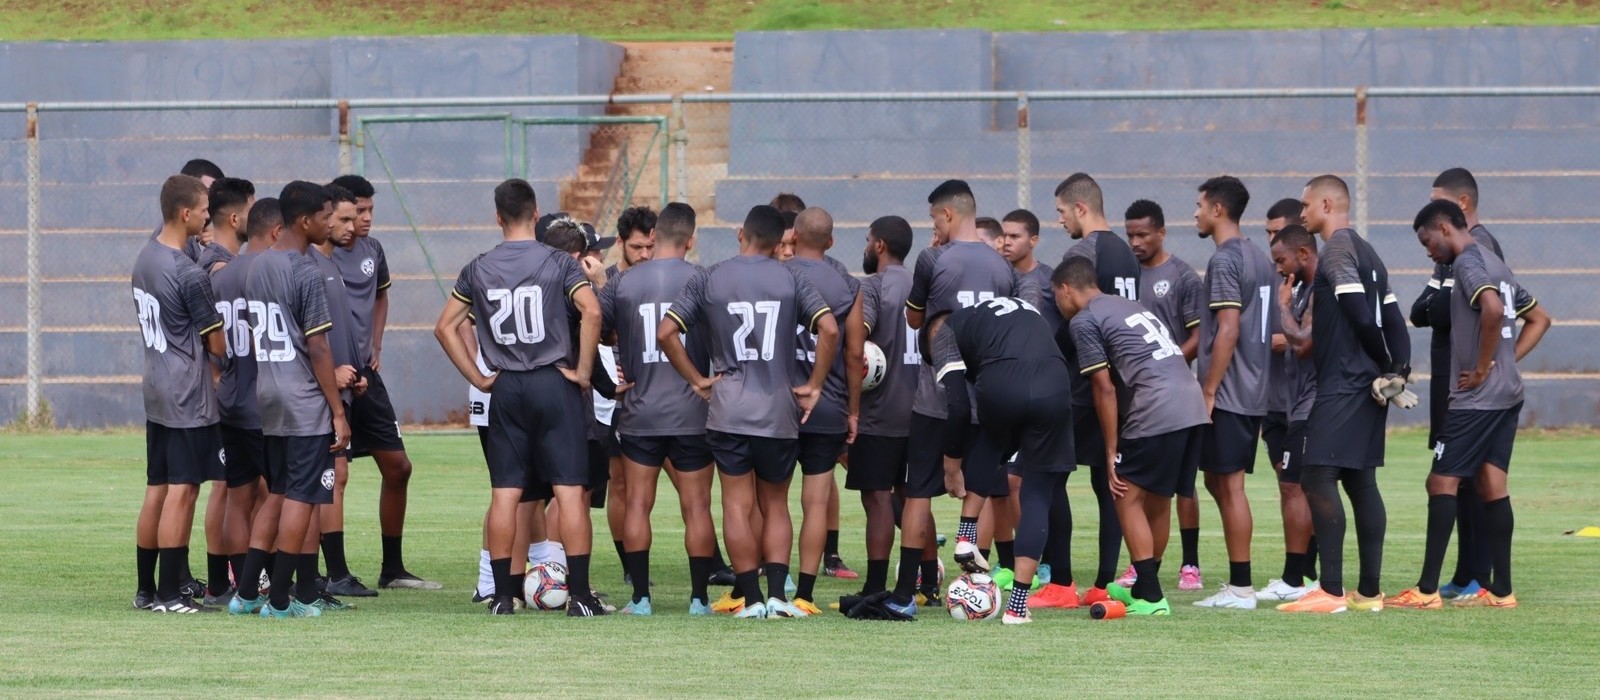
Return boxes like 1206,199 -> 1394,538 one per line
132,160 -> 1551,621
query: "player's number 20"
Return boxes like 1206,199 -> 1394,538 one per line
486,286 -> 546,345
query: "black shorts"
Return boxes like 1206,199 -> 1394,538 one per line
1073,409 -> 1107,470
1432,404 -> 1522,479
1262,411 -> 1290,467
1200,409 -> 1263,475
1116,426 -> 1202,498
975,374 -> 1075,474
348,367 -> 405,458
220,424 -> 266,488
600,423 -> 622,458
264,434 -> 335,505
706,430 -> 799,484
961,429 -> 1012,498
146,422 -> 223,486
484,368 -> 588,491
620,433 -> 714,472
1279,420 -> 1310,485
1305,392 -> 1387,470
845,434 -> 908,492
798,432 -> 847,477
904,412 -> 947,498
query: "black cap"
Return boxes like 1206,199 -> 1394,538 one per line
535,211 -> 570,242
582,222 -> 616,253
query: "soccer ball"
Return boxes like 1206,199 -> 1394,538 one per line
863,340 -> 888,392
946,573 -> 1001,621
524,562 -> 570,611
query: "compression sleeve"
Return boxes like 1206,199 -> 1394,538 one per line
1337,290 -> 1393,372
941,370 -> 972,459
1380,298 -> 1411,376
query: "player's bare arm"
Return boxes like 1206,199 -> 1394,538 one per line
658,316 -> 717,400
843,289 -> 867,443
1461,288 -> 1504,391
1201,307 -> 1240,414
307,331 -> 351,452
565,285 -> 601,393
795,312 -> 840,423
1515,303 -> 1551,361
434,297 -> 494,392
1089,368 -> 1123,498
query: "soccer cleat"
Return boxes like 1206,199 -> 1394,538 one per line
915,589 -> 943,608
936,533 -> 948,547
1452,589 -> 1517,608
621,597 -> 653,616
711,591 -> 744,614
257,570 -> 271,596
471,588 -> 493,605
1035,563 -> 1052,588
1346,591 -> 1384,613
261,600 -> 321,619
326,575 -> 379,598
1178,565 -> 1204,591
793,598 -> 823,616
202,587 -> 237,608
734,600 -> 768,619
229,593 -> 265,615
953,540 -> 991,573
487,596 -> 516,615
1275,587 -> 1347,614
883,597 -> 918,619
1079,586 -> 1112,607
822,554 -> 859,579
378,571 -> 443,590
1105,583 -> 1135,606
1115,565 -> 1137,587
708,567 -> 737,587
1029,582 -> 1081,609
592,590 -> 618,614
767,597 -> 807,618
785,575 -> 797,597
567,594 -> 610,617
1002,612 -> 1033,625
1194,585 -> 1258,609
992,567 -> 1016,591
1384,588 -> 1443,610
1439,579 -> 1482,600
133,590 -> 156,611
1127,598 -> 1172,616
313,592 -> 354,612
689,598 -> 713,616
1255,579 -> 1310,602
178,578 -> 206,600
152,596 -> 217,614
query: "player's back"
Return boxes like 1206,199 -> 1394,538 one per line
912,240 -> 1023,318
787,255 -> 860,434
212,251 -> 262,430
604,257 -> 709,436
859,265 -> 918,437
1311,229 -> 1390,395
1066,231 -> 1141,301
1072,293 -> 1207,439
132,239 -> 221,429
453,239 -> 584,374
246,248 -> 333,437
1198,236 -> 1276,415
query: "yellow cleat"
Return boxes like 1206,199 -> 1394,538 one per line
793,598 -> 823,616
1452,589 -> 1518,608
711,590 -> 745,615
1384,588 -> 1443,609
1346,591 -> 1384,613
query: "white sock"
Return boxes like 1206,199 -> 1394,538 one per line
477,549 -> 494,595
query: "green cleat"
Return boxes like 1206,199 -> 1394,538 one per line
1106,583 -> 1136,605
1126,598 -> 1171,616
991,567 -> 1016,591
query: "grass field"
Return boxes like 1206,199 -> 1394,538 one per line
0,0 -> 1597,41
2,428 -> 1598,697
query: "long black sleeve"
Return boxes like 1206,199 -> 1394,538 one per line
1337,290 -> 1393,373
1380,300 -> 1411,376
941,370 -> 972,459
1409,286 -> 1436,328
590,360 -> 618,400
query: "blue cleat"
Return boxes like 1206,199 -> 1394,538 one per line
884,596 -> 918,620
689,598 -> 712,616
766,597 -> 806,618
622,597 -> 653,616
785,575 -> 797,597
1036,563 -> 1052,588
229,593 -> 264,616
260,599 -> 321,619
1439,580 -> 1482,600
734,600 -> 768,619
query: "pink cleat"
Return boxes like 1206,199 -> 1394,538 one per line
1115,565 -> 1137,587
1178,565 -> 1204,591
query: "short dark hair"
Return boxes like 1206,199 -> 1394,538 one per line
927,179 -> 977,215
494,179 -> 538,223
1413,199 -> 1468,233
1266,197 -> 1304,222
1053,173 -> 1104,216
207,177 -> 255,218
1123,199 -> 1165,230
1271,224 -> 1317,253
770,192 -> 807,213
742,205 -> 786,247
1002,209 -> 1039,237
324,183 -> 357,205
1431,168 -> 1479,207
179,159 -> 224,181
278,181 -> 332,228
543,218 -> 586,255
245,198 -> 282,241
616,206 -> 658,240
1051,255 -> 1097,290
975,217 -> 1002,239
160,175 -> 209,222
869,215 -> 913,262
655,202 -> 696,247
1306,174 -> 1349,200
1198,175 -> 1250,222
781,210 -> 799,231
330,174 -> 376,199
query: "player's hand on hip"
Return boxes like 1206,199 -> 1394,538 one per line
691,373 -> 721,401
335,365 -> 359,390
1202,391 -> 1215,418
473,371 -> 497,393
559,366 -> 591,393
1458,362 -> 1494,391
942,456 -> 966,499
331,415 -> 352,453
793,384 -> 821,423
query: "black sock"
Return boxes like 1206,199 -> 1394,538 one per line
919,560 -> 940,594
979,548 -> 991,562
865,559 -> 889,594
796,573 -> 817,602
710,543 -> 728,571
239,548 -> 269,599
567,554 -> 592,601
381,535 -> 403,575
1181,527 -> 1200,568
179,545 -> 192,583
612,539 -> 627,571
510,572 -> 525,600
688,556 -> 712,603
137,546 -> 158,593
735,570 -> 761,604
1131,557 -> 1162,603
995,540 -> 1015,570
228,553 -> 246,588
490,558 -> 512,603
1229,560 -> 1252,588
157,547 -> 182,599
207,553 -> 230,596
295,553 -> 320,605
1484,496 -> 1514,597
1417,493 -> 1458,594
322,531 -> 350,581
1303,535 -> 1319,581
892,547 -> 921,602
268,551 -> 296,609
1282,552 -> 1304,588
625,550 -> 651,602
825,530 -> 840,558
764,563 -> 789,602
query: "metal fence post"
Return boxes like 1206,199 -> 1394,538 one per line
337,100 -> 352,175
1016,93 -> 1030,210
671,95 -> 687,203
24,103 -> 42,423
1355,86 -> 1369,236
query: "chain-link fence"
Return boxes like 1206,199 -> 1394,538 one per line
5,88 -> 1597,427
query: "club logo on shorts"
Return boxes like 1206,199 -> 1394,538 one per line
218,448 -> 227,465
321,468 -> 336,491
1433,441 -> 1446,461
361,258 -> 375,277
1114,452 -> 1123,465
1153,280 -> 1171,298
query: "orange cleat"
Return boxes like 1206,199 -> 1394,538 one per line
1275,587 -> 1348,614
1452,589 -> 1518,608
1029,582 -> 1081,609
1384,588 -> 1442,609
1078,586 -> 1111,607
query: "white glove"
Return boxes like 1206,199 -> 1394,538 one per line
1370,374 -> 1416,408
1389,387 -> 1420,409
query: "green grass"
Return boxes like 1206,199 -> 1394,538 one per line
0,0 -> 1597,41
2,429 -> 1599,697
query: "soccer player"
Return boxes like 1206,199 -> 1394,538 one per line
976,216 -> 1005,254
770,192 -> 807,213
657,204 -> 838,619
1258,197 -> 1315,594
1264,198 -> 1303,239
1053,172 -> 1141,606
928,293 -> 1076,624
992,208 -> 1052,591
197,177 -> 256,274
159,159 -> 225,264
240,181 -> 351,619
1278,175 -> 1412,614
777,210 -> 799,263
600,202 -> 720,616
783,207 -> 858,614
1261,225 -> 1319,602
1191,175 -> 1276,609
1056,257 -> 1209,617
1410,168 -> 1507,599
435,179 -> 605,616
611,206 -> 659,279
132,175 -> 227,613
843,215 -> 919,599
1387,200 -> 1549,610
329,174 -> 437,590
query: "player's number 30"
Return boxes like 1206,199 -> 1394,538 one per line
132,287 -> 167,353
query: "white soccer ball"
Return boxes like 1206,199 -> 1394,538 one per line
863,340 -> 889,392
524,562 -> 570,611
946,573 -> 1001,621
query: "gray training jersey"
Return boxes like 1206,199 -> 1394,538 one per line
1286,283 -> 1316,422
599,257 -> 710,437
1196,236 -> 1276,417
1449,244 -> 1536,411
132,238 -> 224,429
787,256 -> 860,435
246,248 -> 335,438
1018,260 -> 1062,334
211,251 -> 263,430
858,264 -> 918,437
197,242 -> 236,274
907,240 -> 1034,420
666,255 -> 831,440
312,248 -> 360,404
452,240 -> 589,374
1138,255 -> 1203,349
1070,294 -> 1209,440
333,235 -> 391,366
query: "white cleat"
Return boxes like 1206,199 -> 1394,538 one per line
1255,579 -> 1310,602
1194,584 -> 1258,609
1002,612 -> 1033,625
953,541 -> 991,573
